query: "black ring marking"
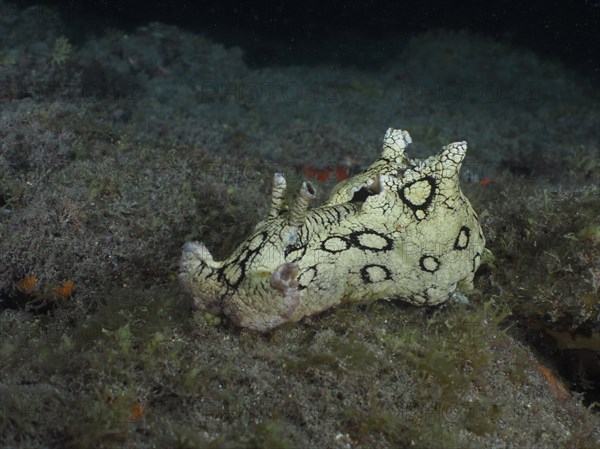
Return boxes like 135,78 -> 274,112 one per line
398,176 -> 437,219
360,264 -> 392,284
454,226 -> 471,250
348,229 -> 394,252
321,235 -> 351,253
419,255 -> 440,273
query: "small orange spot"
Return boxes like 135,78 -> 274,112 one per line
316,168 -> 330,182
480,177 -> 491,186
16,275 -> 38,294
129,403 -> 145,421
53,280 -> 74,298
302,165 -> 331,182
334,165 -> 350,181
536,362 -> 571,400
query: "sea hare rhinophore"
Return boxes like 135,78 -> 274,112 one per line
179,128 -> 486,331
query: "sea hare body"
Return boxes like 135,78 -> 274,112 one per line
179,128 -> 486,331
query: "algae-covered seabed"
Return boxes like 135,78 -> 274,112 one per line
1,6 -> 600,449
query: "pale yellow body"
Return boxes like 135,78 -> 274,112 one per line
179,128 -> 486,331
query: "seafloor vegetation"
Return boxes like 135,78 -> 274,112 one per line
1,4 -> 599,449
